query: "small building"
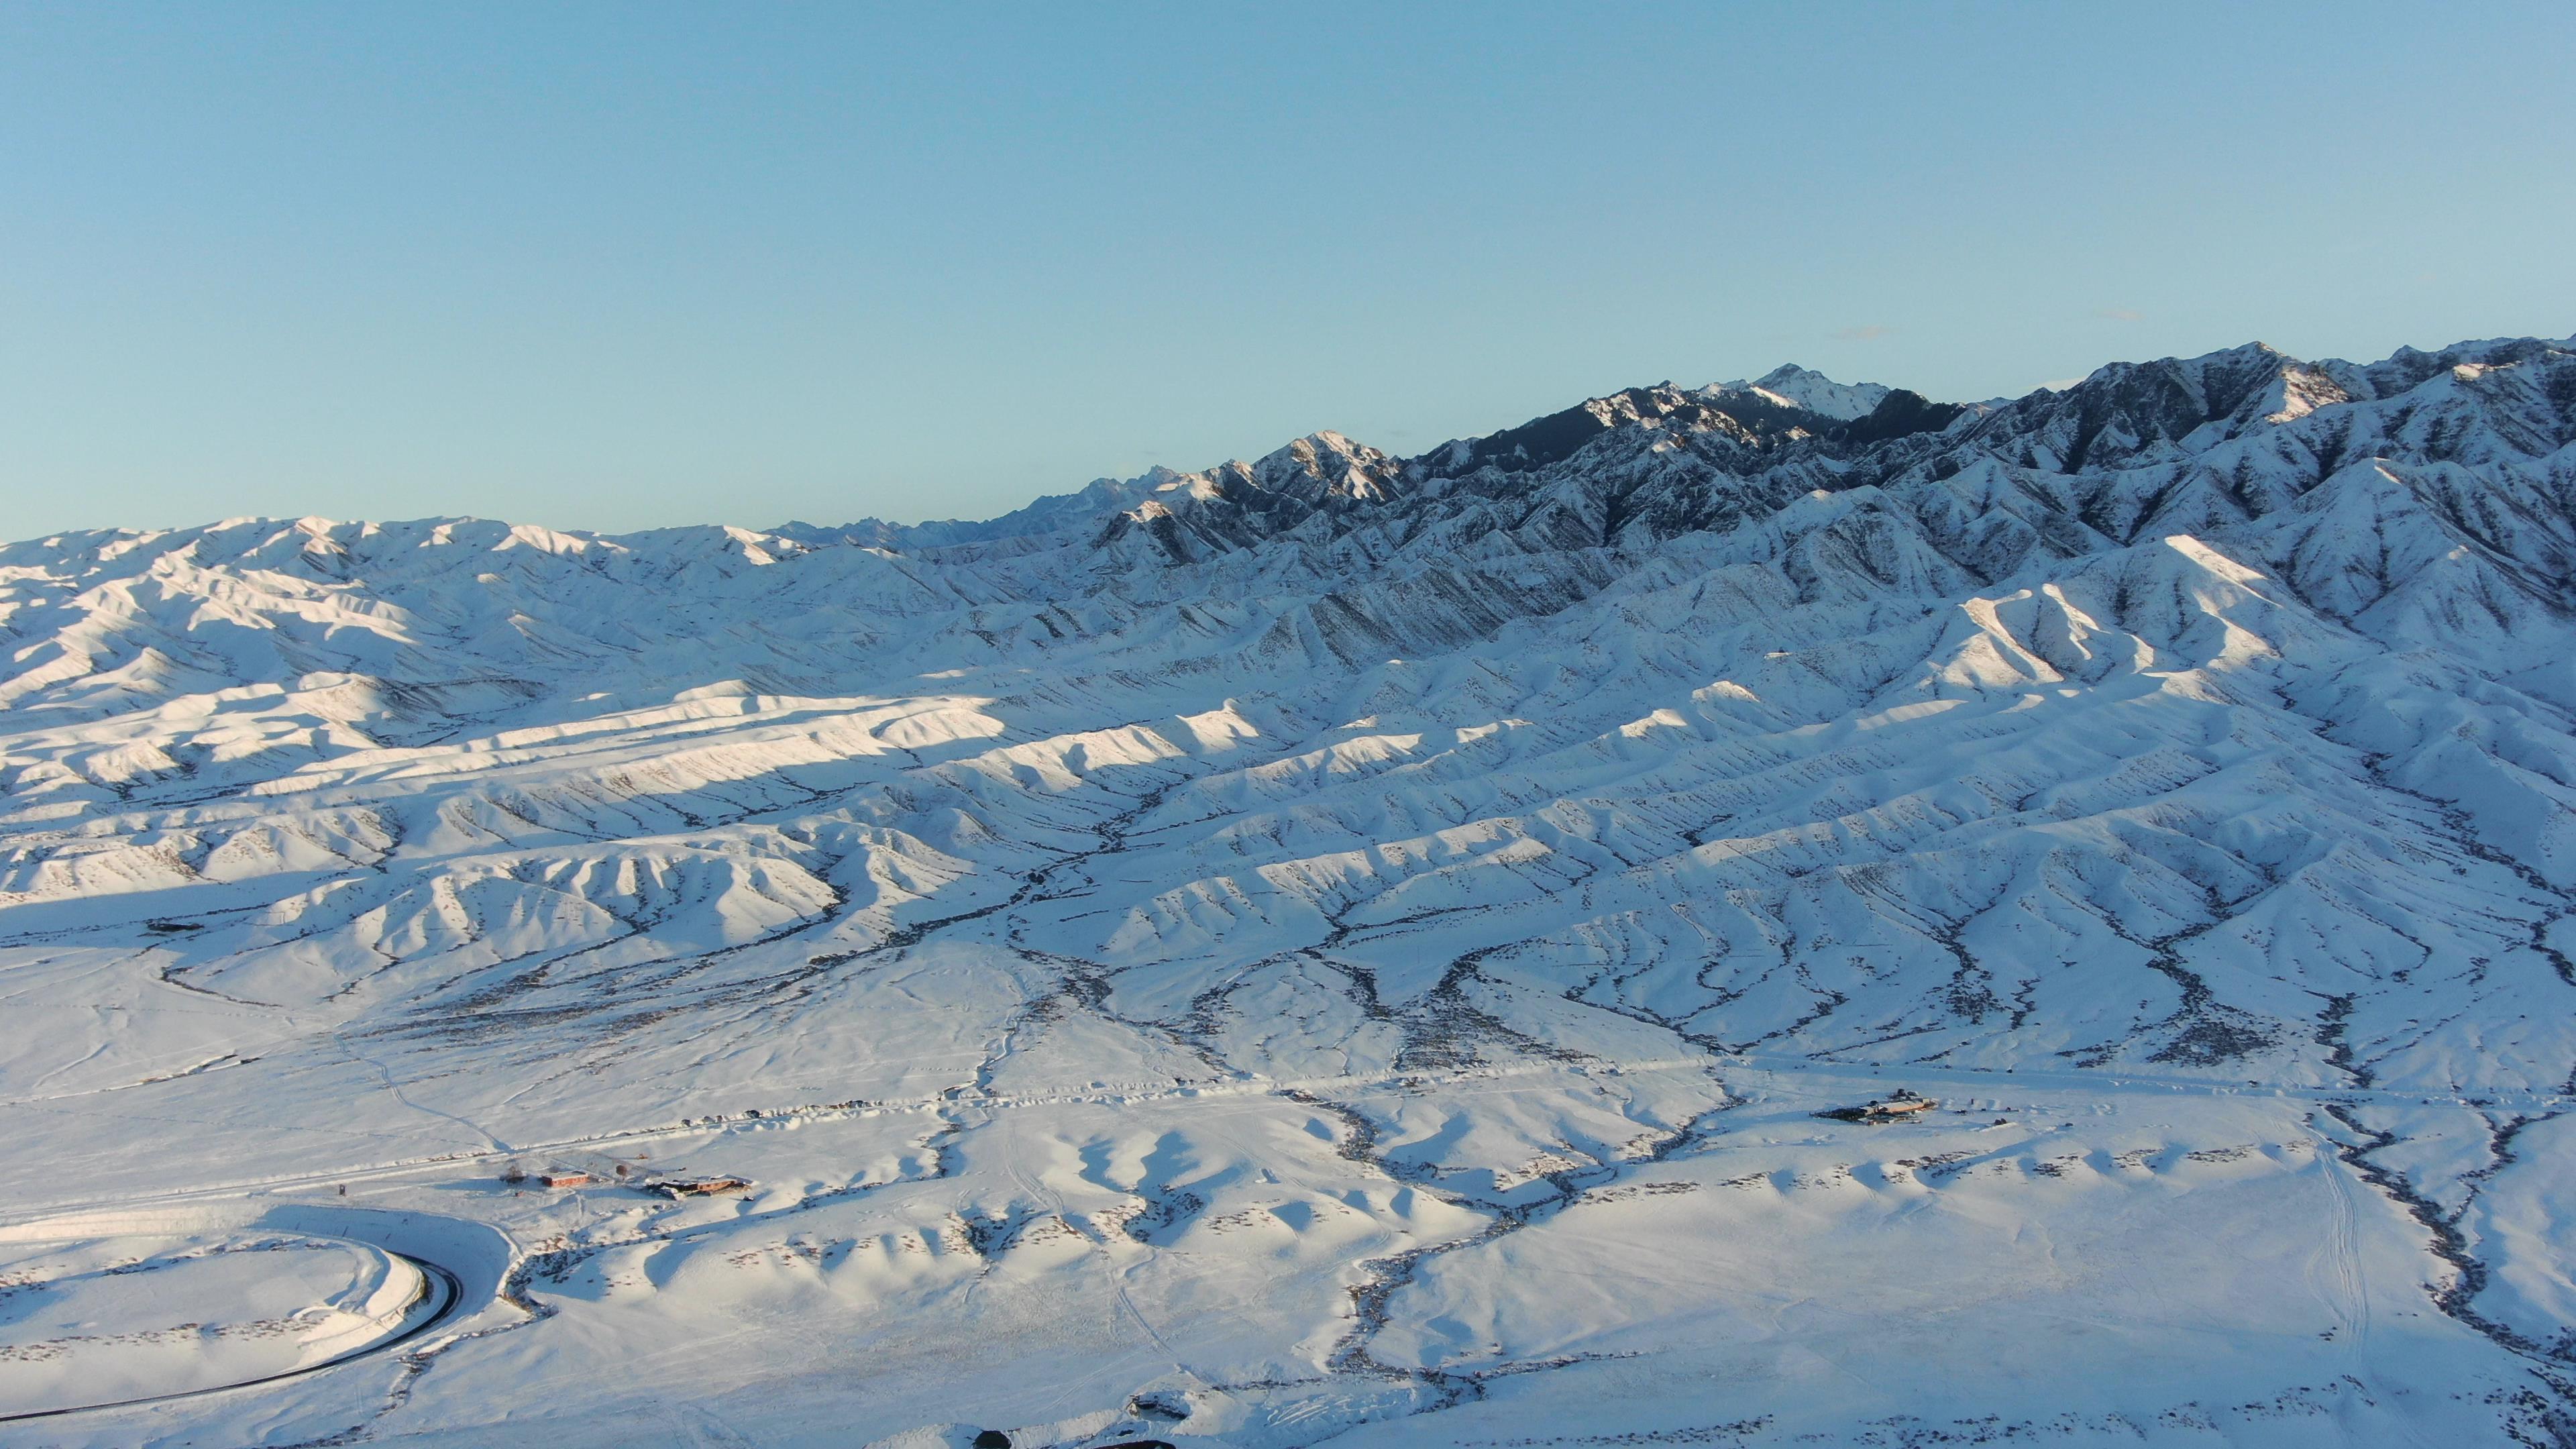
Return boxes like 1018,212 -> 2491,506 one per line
539,1171 -> 592,1189
646,1175 -> 752,1199
1817,1090 -> 1941,1124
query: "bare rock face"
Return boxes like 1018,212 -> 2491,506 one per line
6,336 -> 2576,1445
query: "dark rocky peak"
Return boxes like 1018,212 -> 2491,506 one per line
1416,386 -> 1674,478
2079,342 -> 2302,428
1085,433 -> 1407,563
1415,383 -> 1835,480
1832,388 -> 1967,446
1954,342 -> 2343,473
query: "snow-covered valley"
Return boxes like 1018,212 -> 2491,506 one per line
5,335 -> 2576,1446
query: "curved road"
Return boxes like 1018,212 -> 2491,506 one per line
0,1251 -> 466,1425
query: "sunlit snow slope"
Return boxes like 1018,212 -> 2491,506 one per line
5,335 -> 2576,1448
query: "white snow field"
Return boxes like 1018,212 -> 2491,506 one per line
3,335 -> 2576,1446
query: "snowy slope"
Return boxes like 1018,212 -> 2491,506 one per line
4,335 -> 2576,1446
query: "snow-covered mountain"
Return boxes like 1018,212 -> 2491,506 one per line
5,337 -> 2576,1447
1721,362 -> 1893,419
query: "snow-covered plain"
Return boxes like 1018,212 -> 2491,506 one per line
4,335 -> 2576,1446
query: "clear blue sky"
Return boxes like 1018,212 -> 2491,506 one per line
3,3 -> 2571,537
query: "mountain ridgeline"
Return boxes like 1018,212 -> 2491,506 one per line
735,336 -> 2576,686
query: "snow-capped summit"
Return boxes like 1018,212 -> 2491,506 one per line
1721,362 -> 1892,419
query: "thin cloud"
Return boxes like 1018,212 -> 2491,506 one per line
1831,325 -> 1891,342
2094,307 -> 2143,322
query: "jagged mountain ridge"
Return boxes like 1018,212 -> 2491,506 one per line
775,364 -> 1960,557
9,333 -> 2576,1445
